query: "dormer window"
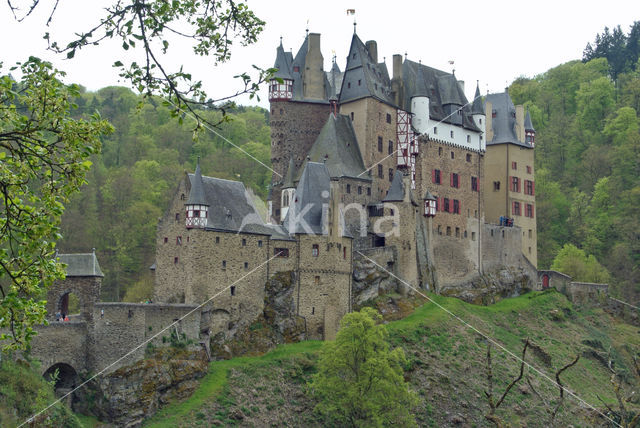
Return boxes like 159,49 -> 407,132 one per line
293,66 -> 300,72
492,110 -> 497,118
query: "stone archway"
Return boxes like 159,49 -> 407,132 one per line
57,291 -> 81,319
43,362 -> 78,393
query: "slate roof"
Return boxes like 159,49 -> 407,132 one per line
306,114 -> 370,180
283,162 -> 331,235
485,92 -> 532,148
471,82 -> 484,115
401,60 -> 480,132
186,161 -> 207,206
187,173 -> 272,235
282,157 -> 297,189
524,110 -> 535,132
339,34 -> 395,106
272,41 -> 293,80
383,170 -> 405,202
326,60 -> 344,99
58,253 -> 104,277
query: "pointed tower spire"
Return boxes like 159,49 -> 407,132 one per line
471,80 -> 484,115
185,159 -> 209,228
524,108 -> 536,146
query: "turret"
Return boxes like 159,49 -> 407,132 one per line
269,40 -> 293,101
524,109 -> 535,147
185,161 -> 208,229
280,157 -> 296,221
471,81 -> 486,149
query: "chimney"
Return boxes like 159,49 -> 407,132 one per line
365,40 -> 378,63
485,101 -> 494,142
392,54 -> 404,107
393,54 -> 403,81
304,33 -> 325,100
515,105 -> 525,142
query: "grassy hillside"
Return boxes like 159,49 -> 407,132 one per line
141,290 -> 639,427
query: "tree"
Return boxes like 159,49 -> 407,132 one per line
7,0 -> 274,128
550,243 -> 610,284
310,307 -> 418,427
0,58 -> 112,351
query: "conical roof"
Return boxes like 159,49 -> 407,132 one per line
283,157 -> 297,188
471,82 -> 484,115
306,114 -> 368,180
272,41 -> 293,80
524,109 -> 535,132
186,161 -> 208,206
383,170 -> 405,202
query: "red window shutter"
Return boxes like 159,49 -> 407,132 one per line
450,173 -> 454,187
518,179 -> 521,193
432,169 -> 436,183
509,176 -> 513,191
532,182 -> 535,195
531,205 -> 534,218
512,201 -> 516,216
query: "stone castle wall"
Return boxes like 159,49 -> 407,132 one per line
46,276 -> 102,322
30,322 -> 88,374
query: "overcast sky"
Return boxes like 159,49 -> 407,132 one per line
1,1 -> 637,106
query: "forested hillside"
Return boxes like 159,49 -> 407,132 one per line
509,22 -> 640,302
58,87 -> 272,301
57,23 -> 639,304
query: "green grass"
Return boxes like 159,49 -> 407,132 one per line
124,290 -> 638,427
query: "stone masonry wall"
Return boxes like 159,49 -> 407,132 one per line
30,322 -> 88,374
46,276 -> 102,322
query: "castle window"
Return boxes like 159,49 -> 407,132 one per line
511,176 -> 520,192
388,140 -> 394,154
466,153 -> 472,162
176,236 -> 182,245
471,176 -> 478,191
346,184 -> 351,194
432,169 -> 441,184
378,165 -> 383,178
279,108 -> 283,115
450,130 -> 454,138
187,236 -> 190,242
453,199 -> 460,214
348,82 -> 351,89
472,231 -> 476,241
434,126 -> 438,135
479,118 -> 483,124
222,260 -> 227,268
244,262 -> 249,269
350,112 -> 354,120
343,247 -> 347,259
164,237 -> 168,243
446,226 -> 451,236
437,225 -> 442,235
512,161 -> 517,170
315,276 -> 320,285
258,240 -> 263,247
386,113 -> 392,124
512,201 -> 521,216
493,181 -> 500,191
450,173 -> 459,188
443,198 -> 450,213
175,213 -> 180,221
524,180 -> 535,195
374,83 -> 378,90
180,193 -> 185,200
438,147 -> 442,156
353,53 -> 356,59
312,244 -> 319,257
492,109 -> 497,118
230,286 -> 236,296
358,186 -> 362,195
174,257 -> 179,264
456,227 -> 460,238
242,238 -> 246,246
525,203 -> 534,218
528,229 -> 532,238
293,66 -> 300,72
275,248 -> 289,257
527,165 -> 532,174
367,187 -> 371,196
216,236 -> 220,244
368,204 -> 383,217
378,136 -> 383,152
312,307 -> 315,315
450,151 -> 455,159
358,79 -> 361,86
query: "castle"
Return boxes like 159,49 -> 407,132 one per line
27,30 -> 543,389
152,30 -> 539,343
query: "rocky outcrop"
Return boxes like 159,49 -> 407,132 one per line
352,251 -> 399,308
82,347 -> 208,427
211,271 -> 306,359
439,266 -> 535,304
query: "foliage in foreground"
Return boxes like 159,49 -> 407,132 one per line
310,307 -> 418,427
0,358 -> 80,427
0,59 -> 112,351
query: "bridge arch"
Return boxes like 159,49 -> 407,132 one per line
43,362 -> 79,391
